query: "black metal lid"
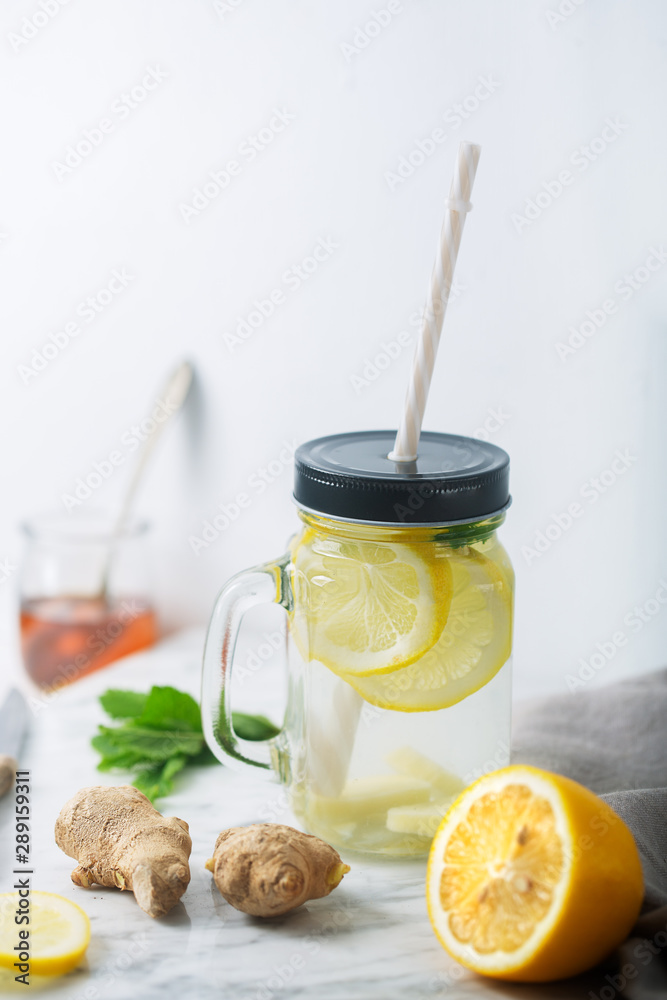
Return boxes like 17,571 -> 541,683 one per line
293,430 -> 510,525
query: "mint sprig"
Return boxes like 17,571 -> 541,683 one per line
93,685 -> 279,802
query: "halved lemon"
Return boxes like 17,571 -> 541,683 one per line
290,530 -> 452,676
426,766 -> 644,982
340,547 -> 512,710
0,891 -> 90,976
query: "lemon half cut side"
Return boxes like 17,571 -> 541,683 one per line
426,766 -> 644,982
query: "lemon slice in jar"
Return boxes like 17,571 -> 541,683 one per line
290,530 -> 452,677
341,547 -> 512,710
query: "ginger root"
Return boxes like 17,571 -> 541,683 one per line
205,823 -> 350,917
55,785 -> 191,918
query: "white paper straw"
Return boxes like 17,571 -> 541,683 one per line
388,141 -> 481,463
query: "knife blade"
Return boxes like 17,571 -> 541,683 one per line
0,688 -> 29,798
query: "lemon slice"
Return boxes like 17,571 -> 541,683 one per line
0,891 -> 90,976
309,774 -> 432,824
386,802 -> 454,838
290,530 -> 452,676
341,547 -> 512,710
426,765 -> 644,982
385,746 -> 464,799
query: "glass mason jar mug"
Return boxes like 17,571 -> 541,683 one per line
202,431 -> 514,857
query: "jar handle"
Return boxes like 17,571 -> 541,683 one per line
201,555 -> 290,775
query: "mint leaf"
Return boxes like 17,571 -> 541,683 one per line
97,724 -> 203,762
99,689 -> 148,719
189,743 -> 219,767
133,755 -> 188,802
232,712 -> 280,741
92,730 -> 158,771
91,730 -> 129,758
94,683 -> 282,802
134,686 -> 202,733
94,746 -> 152,773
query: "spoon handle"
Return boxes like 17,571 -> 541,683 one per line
98,360 -> 193,600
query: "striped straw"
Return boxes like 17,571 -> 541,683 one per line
388,141 -> 481,463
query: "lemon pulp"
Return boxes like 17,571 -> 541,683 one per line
426,766 -> 644,981
290,530 -> 452,677
340,547 -> 512,710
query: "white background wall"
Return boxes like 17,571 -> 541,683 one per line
1,0 -> 666,701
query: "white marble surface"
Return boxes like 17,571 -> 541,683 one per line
0,631 -> 609,999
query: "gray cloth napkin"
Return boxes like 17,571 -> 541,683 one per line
509,668 -> 667,999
